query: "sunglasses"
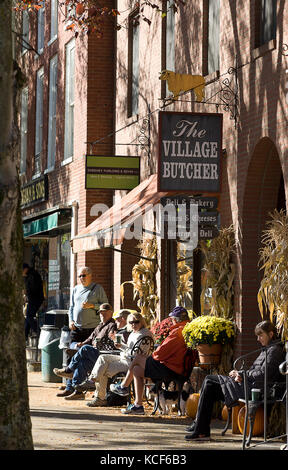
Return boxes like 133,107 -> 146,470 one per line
79,274 -> 87,278
129,320 -> 140,325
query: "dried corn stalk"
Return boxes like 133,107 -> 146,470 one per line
120,235 -> 159,326
176,243 -> 193,306
199,225 -> 236,320
258,209 -> 288,341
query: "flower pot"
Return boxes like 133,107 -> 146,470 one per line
196,343 -> 222,368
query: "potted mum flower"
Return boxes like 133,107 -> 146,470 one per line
151,317 -> 174,345
182,315 -> 235,366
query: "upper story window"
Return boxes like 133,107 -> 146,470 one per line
203,0 -> 220,76
22,10 -> 29,54
37,1 -> 45,54
64,39 -> 75,162
255,0 -> 277,48
50,0 -> 58,42
35,67 -> 44,176
161,1 -> 175,98
47,55 -> 58,171
128,11 -> 139,117
20,87 -> 28,174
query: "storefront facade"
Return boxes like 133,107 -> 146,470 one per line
71,1 -> 288,356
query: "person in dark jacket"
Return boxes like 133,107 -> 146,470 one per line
185,320 -> 285,441
53,303 -> 117,399
23,263 -> 44,340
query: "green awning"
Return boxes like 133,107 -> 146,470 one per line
23,212 -> 59,238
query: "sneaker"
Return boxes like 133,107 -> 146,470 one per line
86,397 -> 107,407
53,367 -> 73,379
110,383 -> 130,396
185,431 -> 210,441
56,389 -> 74,397
64,391 -> 85,400
121,404 -> 145,415
75,380 -> 96,393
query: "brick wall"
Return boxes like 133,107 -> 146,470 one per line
114,1 -> 288,354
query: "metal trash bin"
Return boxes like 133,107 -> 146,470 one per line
44,310 -> 69,328
38,325 -> 63,383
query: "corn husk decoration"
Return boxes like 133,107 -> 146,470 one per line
120,236 -> 159,326
258,209 -> 288,341
199,225 -> 236,320
176,243 -> 193,306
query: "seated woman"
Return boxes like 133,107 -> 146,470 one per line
185,320 -> 285,441
84,312 -> 153,407
110,306 -> 194,415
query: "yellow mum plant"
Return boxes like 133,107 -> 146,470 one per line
182,315 -> 235,348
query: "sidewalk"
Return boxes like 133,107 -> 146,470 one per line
28,371 -> 285,452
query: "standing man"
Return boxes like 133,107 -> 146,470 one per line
68,266 -> 108,345
23,263 -> 44,341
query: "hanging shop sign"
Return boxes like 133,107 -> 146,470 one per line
198,226 -> 219,240
20,175 -> 48,208
158,111 -> 222,192
85,156 -> 140,190
190,196 -> 218,210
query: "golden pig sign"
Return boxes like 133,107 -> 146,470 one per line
159,70 -> 205,101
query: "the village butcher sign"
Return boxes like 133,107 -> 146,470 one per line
158,111 -> 222,192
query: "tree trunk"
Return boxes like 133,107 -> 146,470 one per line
0,0 -> 33,449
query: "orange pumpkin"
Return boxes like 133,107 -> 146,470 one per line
186,393 -> 200,418
221,405 -> 228,421
237,405 -> 264,437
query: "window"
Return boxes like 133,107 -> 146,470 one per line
20,87 -> 28,174
47,55 -> 58,170
22,10 -> 29,53
35,67 -> 44,175
37,1 -> 45,54
203,0 -> 220,76
64,39 -> 75,161
256,0 -> 277,47
128,12 -> 139,117
50,0 -> 58,42
161,1 -> 175,98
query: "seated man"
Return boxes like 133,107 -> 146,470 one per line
80,312 -> 153,407
53,303 -> 117,399
184,320 -> 285,441
111,306 -> 193,415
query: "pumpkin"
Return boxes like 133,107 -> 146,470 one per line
186,393 -> 200,419
237,405 -> 264,437
221,405 -> 228,421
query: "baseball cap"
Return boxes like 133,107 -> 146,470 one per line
114,309 -> 130,319
168,306 -> 188,318
99,303 -> 113,312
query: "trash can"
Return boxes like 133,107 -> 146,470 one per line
44,310 -> 69,328
38,325 -> 63,383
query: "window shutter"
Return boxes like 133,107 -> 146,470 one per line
20,87 -> 28,174
64,39 -> 75,160
47,55 -> 58,169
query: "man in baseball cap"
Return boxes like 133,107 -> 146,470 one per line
168,306 -> 189,323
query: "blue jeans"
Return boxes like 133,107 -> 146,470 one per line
66,345 -> 100,391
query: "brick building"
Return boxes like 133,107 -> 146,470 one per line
72,0 -> 288,355
19,2 -> 115,312
20,1 -> 288,356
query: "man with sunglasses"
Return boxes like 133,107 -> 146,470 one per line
68,267 -> 108,346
